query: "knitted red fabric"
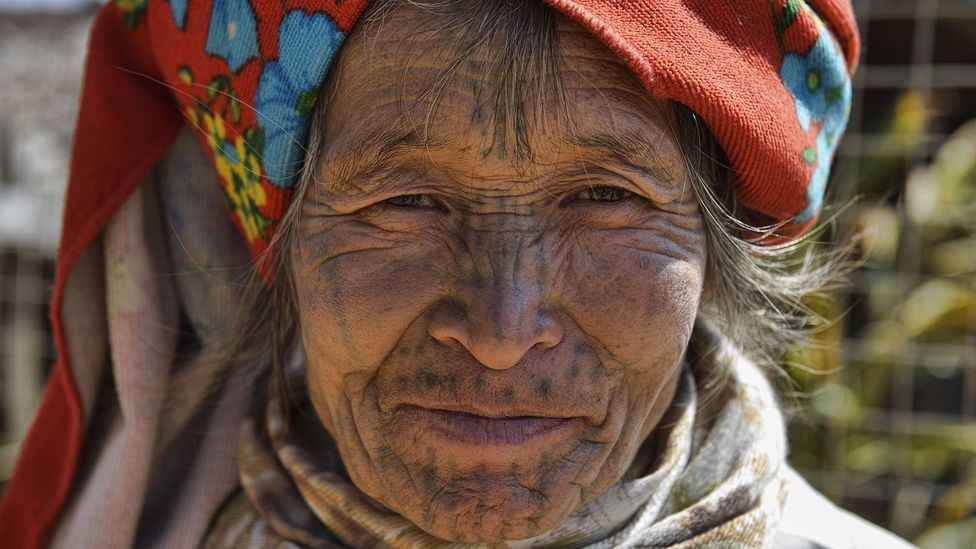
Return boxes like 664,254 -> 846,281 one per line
546,0 -> 859,236
0,1 -> 858,547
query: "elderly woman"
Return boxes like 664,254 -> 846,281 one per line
1,1 -> 913,548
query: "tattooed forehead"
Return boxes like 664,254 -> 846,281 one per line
317,0 -> 685,198
320,117 -> 685,198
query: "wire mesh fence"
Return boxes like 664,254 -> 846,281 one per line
0,251 -> 55,476
785,1 -> 976,546
0,7 -> 88,478
0,1 -> 973,546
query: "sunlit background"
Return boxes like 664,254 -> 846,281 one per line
0,1 -> 973,547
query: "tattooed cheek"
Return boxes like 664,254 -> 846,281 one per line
535,378 -> 552,399
416,369 -> 441,390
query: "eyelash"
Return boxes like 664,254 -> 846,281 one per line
569,186 -> 633,203
383,194 -> 441,208
382,186 -> 633,209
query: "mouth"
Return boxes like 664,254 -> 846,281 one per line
398,405 -> 579,446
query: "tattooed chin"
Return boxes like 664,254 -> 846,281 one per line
305,362 -> 681,543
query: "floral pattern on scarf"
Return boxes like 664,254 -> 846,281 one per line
776,0 -> 854,222
188,106 -> 270,242
255,11 -> 344,187
167,0 -> 187,29
205,0 -> 260,73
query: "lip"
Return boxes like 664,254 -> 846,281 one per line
398,405 -> 580,446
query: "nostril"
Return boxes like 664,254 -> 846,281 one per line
427,302 -> 469,347
428,300 -> 564,370
533,313 -> 564,350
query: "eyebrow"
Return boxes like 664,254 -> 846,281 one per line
563,130 -> 680,184
326,125 -> 441,192
326,125 -> 680,193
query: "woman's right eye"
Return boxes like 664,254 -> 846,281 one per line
384,194 -> 439,208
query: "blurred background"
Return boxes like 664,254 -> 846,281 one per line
0,0 -> 973,547
0,0 -> 95,486
782,2 -> 976,548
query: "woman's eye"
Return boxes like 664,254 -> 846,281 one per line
384,194 -> 439,208
572,186 -> 633,203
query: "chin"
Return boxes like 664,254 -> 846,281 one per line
388,474 -> 584,543
339,404 -> 635,544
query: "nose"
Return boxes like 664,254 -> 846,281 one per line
428,231 -> 563,370
428,295 -> 563,370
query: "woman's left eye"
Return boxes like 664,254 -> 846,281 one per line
384,194 -> 439,208
571,186 -> 633,203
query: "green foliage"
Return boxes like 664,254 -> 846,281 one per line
787,94 -> 976,545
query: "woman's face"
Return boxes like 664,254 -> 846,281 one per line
292,6 -> 706,542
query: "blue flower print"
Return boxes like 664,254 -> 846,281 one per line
780,29 -> 852,140
254,11 -> 344,187
795,129 -> 832,221
781,24 -> 852,222
205,0 -> 259,73
168,0 -> 187,29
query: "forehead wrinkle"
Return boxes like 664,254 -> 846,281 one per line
331,6 -> 586,193
322,11 -> 683,199
324,122 -> 688,201
564,129 -> 683,186
387,4 -> 563,169
322,102 -> 687,193
326,103 -> 572,198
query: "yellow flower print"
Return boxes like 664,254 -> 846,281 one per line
202,109 -> 227,156
177,66 -> 194,86
223,136 -> 268,243
186,106 -> 271,243
184,105 -> 199,127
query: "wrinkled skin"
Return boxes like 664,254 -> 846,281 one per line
292,5 -> 706,543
